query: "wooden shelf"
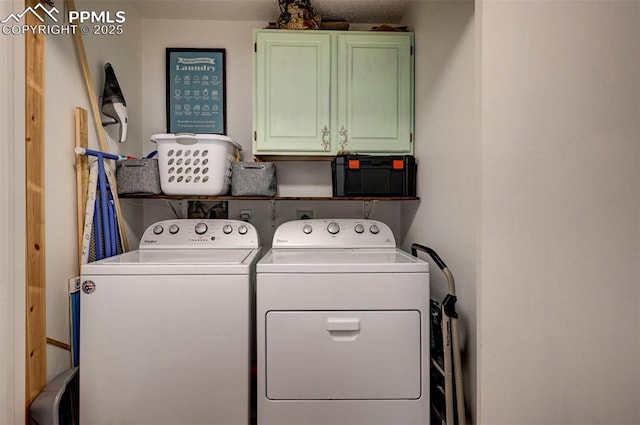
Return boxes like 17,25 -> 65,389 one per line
119,195 -> 419,201
275,196 -> 419,201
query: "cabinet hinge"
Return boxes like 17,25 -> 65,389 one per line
410,45 -> 414,56
254,43 -> 257,53
410,133 -> 413,143
253,131 -> 257,141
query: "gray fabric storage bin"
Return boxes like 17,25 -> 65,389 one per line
231,162 -> 277,197
116,158 -> 162,195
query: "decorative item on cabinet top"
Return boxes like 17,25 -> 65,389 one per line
370,25 -> 408,32
264,20 -> 349,30
277,0 -> 321,30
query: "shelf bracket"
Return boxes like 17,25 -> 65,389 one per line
271,199 -> 277,229
363,200 -> 376,219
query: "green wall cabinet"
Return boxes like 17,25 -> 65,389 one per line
253,30 -> 414,156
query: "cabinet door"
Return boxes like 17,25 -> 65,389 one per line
337,34 -> 413,154
254,32 -> 332,154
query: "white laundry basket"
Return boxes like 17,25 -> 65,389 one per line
151,133 -> 241,195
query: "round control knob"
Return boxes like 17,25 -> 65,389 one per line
169,224 -> 180,234
194,222 -> 208,235
302,224 -> 313,234
222,225 -> 233,234
369,224 -> 380,235
327,222 -> 340,235
238,225 -> 248,235
152,225 -> 164,235
354,224 -> 365,234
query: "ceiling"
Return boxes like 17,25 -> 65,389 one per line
129,0 -> 414,24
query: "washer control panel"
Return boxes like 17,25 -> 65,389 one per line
140,219 -> 258,249
272,219 -> 396,248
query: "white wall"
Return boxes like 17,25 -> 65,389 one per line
478,1 -> 640,424
44,0 -> 142,380
401,1 -> 478,422
0,0 -> 26,422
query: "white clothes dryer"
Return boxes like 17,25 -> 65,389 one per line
80,219 -> 260,425
256,219 -> 430,425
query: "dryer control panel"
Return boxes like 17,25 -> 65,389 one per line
140,219 -> 259,249
272,219 -> 396,249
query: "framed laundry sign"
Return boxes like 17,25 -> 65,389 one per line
166,48 -> 227,134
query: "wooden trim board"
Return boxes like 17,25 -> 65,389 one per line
24,0 -> 47,411
75,108 -> 89,264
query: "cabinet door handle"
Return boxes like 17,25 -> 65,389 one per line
338,126 -> 348,153
321,125 -> 330,151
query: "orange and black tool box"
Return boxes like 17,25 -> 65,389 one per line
331,155 -> 417,197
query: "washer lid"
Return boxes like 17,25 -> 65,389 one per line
81,248 -> 260,275
257,248 -> 428,273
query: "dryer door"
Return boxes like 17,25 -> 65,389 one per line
265,310 -> 422,400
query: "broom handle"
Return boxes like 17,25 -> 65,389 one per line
68,0 -> 128,251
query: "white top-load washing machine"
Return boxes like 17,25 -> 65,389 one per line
80,219 -> 260,425
256,219 -> 430,425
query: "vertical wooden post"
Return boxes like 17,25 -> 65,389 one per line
24,0 -> 47,412
75,108 -> 89,264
